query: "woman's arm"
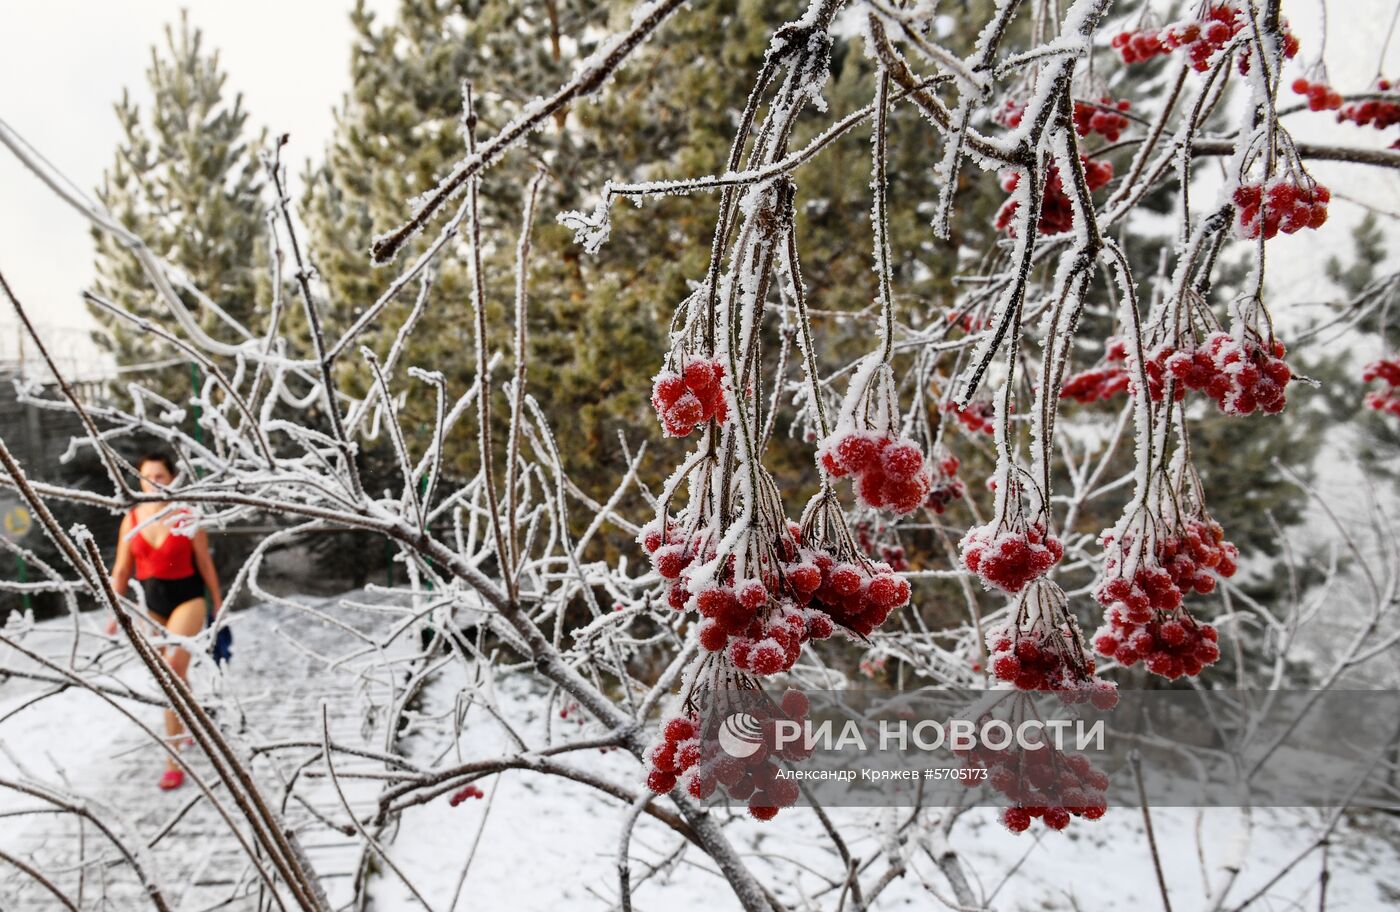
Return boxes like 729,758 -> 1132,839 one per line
106,515 -> 134,634
193,529 -> 222,614
111,514 -> 134,597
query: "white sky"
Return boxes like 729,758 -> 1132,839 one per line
0,0 -> 1396,380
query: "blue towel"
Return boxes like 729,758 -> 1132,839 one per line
207,605 -> 233,665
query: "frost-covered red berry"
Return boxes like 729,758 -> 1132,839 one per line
448,784 -> 485,806
962,734 -> 1109,833
961,520 -> 1064,595
1234,176 -> 1329,240
1291,77 -> 1343,112
651,357 -> 729,437
986,580 -> 1119,707
1116,4 -> 1249,71
995,156 -> 1113,236
944,399 -> 997,434
818,431 -> 930,516
1338,79 -> 1400,131
1073,96 -> 1131,141
1363,358 -> 1400,417
925,452 -> 966,513
1093,512 -> 1235,680
1143,333 -> 1291,416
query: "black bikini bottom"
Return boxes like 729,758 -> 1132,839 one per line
141,574 -> 204,619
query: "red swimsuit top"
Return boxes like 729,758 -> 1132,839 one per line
128,511 -> 195,580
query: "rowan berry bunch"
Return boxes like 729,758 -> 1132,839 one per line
1092,488 -> 1234,679
795,549 -> 911,639
1141,332 -> 1291,416
694,582 -> 813,675
1237,14 -> 1299,75
1113,4 -> 1244,71
1291,78 -> 1342,112
995,156 -> 1113,235
1233,176 -> 1330,239
1094,517 -> 1237,613
961,518 -> 1064,595
651,357 -> 729,437
645,690 -> 811,821
944,400 -> 997,434
1061,366 -> 1130,403
986,579 -> 1119,708
1362,358 -> 1400,417
993,94 -> 1130,143
992,97 -> 1026,129
1338,80 -> 1400,132
793,491 -> 915,638
1073,97 -> 1132,141
818,431 -> 931,515
924,452 -> 966,514
641,516 -> 714,610
1093,601 -> 1221,679
956,724 -> 1109,833
1062,338 -> 1132,404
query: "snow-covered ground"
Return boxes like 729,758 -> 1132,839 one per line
376,658 -> 1400,911
3,598 -> 1398,910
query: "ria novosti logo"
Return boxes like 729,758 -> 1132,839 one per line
717,708 -> 1106,756
717,712 -> 765,758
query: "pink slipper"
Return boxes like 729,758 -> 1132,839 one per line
158,769 -> 185,790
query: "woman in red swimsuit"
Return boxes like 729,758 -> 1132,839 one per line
106,451 -> 224,790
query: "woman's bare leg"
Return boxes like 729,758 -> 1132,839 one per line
159,597 -> 207,771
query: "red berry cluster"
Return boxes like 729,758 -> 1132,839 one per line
995,93 -> 1132,142
818,431 -> 931,515
695,582 -> 813,676
642,518 -> 707,611
1291,78 -> 1342,111
1363,358 -> 1400,417
1061,337 -> 1131,404
644,515 -> 912,663
1093,603 -> 1221,680
1113,5 -> 1244,71
1338,79 -> 1399,133
448,783 -> 484,806
651,359 -> 729,437
995,156 -> 1114,235
1145,332 -> 1291,416
1073,97 -> 1132,141
1061,366 -> 1130,403
925,453 -> 966,514
960,520 -> 1064,595
993,97 -> 1026,129
944,400 -> 996,434
646,691 -> 811,821
795,550 -> 912,639
1091,519 -> 1235,680
1238,16 -> 1299,75
957,738 -> 1109,833
986,618 -> 1119,708
1233,177 -> 1330,239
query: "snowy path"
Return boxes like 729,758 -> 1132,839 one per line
0,592 -> 425,911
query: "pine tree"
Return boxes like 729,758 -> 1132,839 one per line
90,11 -> 267,409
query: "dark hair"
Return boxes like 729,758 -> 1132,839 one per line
136,450 -> 177,477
